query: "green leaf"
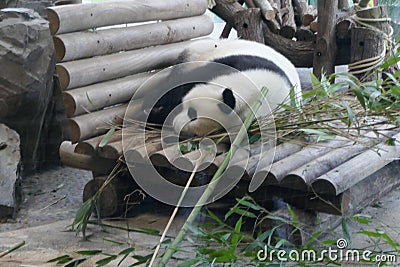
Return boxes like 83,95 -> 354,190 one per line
86,92 -> 95,106
389,85 -> 400,98
130,254 -> 152,266
341,217 -> 351,248
343,101 -> 355,127
96,255 -> 117,266
102,238 -> 125,245
47,254 -> 73,264
353,88 -> 366,110
76,250 -> 102,256
64,257 -> 89,267
352,214 -> 372,224
236,198 -> 261,211
385,137 -> 396,146
118,247 -> 134,255
380,51 -> 400,69
99,127 -> 116,148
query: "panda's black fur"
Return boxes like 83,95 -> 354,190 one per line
147,54 -> 292,126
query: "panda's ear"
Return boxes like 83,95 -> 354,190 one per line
218,88 -> 236,114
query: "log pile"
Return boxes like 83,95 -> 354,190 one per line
247,0 -> 317,41
50,1 -> 400,223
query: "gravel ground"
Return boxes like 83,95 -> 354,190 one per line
0,167 -> 92,232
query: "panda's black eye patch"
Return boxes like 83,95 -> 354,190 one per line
188,107 -> 197,121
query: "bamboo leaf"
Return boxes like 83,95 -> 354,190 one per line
76,250 -> 102,256
96,255 -> 117,266
99,127 -> 116,148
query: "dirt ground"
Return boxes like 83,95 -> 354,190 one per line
0,165 -> 399,266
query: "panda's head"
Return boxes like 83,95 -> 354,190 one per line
172,83 -> 244,137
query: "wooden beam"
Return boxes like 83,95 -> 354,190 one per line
234,8 -> 265,43
47,0 -> 208,35
67,104 -> 127,143
312,132 -> 400,196
56,39 -> 203,90
54,15 -> 213,62
62,72 -> 150,117
59,141 -> 115,173
313,0 -> 338,79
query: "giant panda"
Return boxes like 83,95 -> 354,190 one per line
145,39 -> 302,137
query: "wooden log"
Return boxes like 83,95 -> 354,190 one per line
234,8 -> 265,42
212,0 -> 350,67
285,160 -> 400,215
74,130 -> 123,156
349,27 -> 385,81
68,104 -> 127,143
227,141 -> 305,190
253,0 -> 275,20
336,18 -> 355,40
279,0 -> 296,39
358,0 -> 370,8
124,137 -> 162,165
294,25 -> 315,41
212,0 -> 313,66
83,175 -> 140,218
355,6 -> 391,35
54,0 -> 82,6
56,39 -> 204,90
150,144 -> 182,168
313,0 -> 337,79
301,5 -> 317,26
252,137 -> 349,187
312,131 -> 400,196
309,17 -> 318,32
62,72 -> 151,117
53,15 -> 213,62
280,129 -> 397,191
338,0 -> 349,10
98,140 -> 123,159
292,0 -> 308,26
47,0 -> 208,35
59,141 -> 115,173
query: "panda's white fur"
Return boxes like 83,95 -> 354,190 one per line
171,39 -> 302,136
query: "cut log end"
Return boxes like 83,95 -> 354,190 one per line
67,119 -> 81,144
53,36 -> 66,62
56,64 -> 70,90
47,8 -> 60,35
312,179 -> 338,195
62,92 -> 76,118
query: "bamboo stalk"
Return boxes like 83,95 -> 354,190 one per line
54,15 -> 213,62
47,0 -> 208,35
0,241 -> 25,258
157,86 -> 269,266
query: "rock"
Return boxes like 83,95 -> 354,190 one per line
0,1 -> 53,18
0,124 -> 22,219
0,8 -> 67,174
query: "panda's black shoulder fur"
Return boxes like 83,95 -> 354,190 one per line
212,54 -> 292,87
